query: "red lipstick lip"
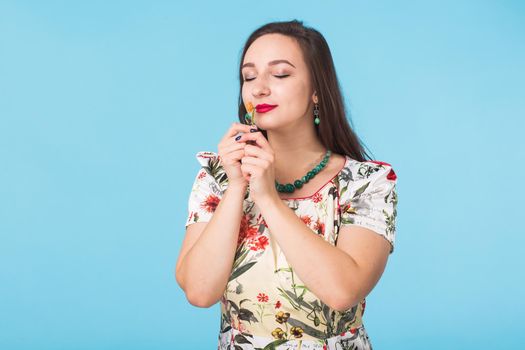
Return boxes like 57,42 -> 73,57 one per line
255,104 -> 278,113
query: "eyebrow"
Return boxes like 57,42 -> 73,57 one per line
241,59 -> 296,69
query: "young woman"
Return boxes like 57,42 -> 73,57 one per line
176,20 -> 398,350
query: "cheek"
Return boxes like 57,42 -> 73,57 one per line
279,81 -> 310,108
241,90 -> 251,110
284,78 -> 308,96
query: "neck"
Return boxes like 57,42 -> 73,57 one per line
266,120 -> 326,181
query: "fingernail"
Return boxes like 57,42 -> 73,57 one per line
235,135 -> 241,141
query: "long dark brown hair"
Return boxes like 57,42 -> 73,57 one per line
237,19 -> 374,162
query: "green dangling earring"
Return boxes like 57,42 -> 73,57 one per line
314,102 -> 320,125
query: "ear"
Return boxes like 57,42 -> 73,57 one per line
312,91 -> 318,104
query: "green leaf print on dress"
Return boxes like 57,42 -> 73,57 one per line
275,266 -> 359,340
337,160 -> 398,254
384,183 -> 398,238
199,151 -> 229,188
229,217 -> 267,283
356,162 -> 383,180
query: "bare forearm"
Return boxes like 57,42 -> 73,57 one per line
179,184 -> 246,306
257,195 -> 361,311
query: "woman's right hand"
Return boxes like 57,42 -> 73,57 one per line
218,122 -> 257,188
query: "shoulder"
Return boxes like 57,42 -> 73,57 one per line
340,156 -> 397,183
337,156 -> 397,201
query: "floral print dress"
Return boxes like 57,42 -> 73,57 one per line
184,151 -> 398,350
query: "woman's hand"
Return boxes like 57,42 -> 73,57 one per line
217,122 -> 256,189
237,131 -> 279,204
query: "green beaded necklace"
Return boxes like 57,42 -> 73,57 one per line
274,149 -> 332,193
244,103 -> 331,194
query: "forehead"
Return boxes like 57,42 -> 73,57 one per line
242,34 -> 304,68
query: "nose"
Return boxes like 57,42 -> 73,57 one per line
252,76 -> 270,97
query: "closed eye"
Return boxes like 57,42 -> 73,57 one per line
243,74 -> 290,82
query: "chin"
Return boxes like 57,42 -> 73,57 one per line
254,113 -> 280,129
254,120 -> 274,131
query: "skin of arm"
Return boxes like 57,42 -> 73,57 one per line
176,183 -> 247,307
256,193 -> 391,312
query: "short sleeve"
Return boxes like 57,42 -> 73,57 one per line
184,151 -> 226,228
339,161 -> 398,254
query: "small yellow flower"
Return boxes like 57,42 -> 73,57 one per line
271,327 -> 286,339
246,102 -> 254,113
290,326 -> 304,338
275,311 -> 290,324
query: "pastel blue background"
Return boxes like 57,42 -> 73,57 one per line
1,1 -> 523,349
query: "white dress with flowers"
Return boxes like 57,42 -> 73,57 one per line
184,151 -> 398,350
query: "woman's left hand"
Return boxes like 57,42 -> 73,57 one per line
238,131 -> 278,204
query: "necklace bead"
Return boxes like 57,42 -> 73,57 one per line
275,150 -> 332,193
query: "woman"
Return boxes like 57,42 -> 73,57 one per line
176,20 -> 398,350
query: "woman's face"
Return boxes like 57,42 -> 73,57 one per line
241,33 -> 315,131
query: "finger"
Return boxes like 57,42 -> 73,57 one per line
243,144 -> 272,162
239,132 -> 273,155
222,122 -> 257,142
218,140 -> 244,161
219,126 -> 253,151
225,149 -> 246,163
240,162 -> 260,177
241,155 -> 270,170
220,135 -> 247,152
221,140 -> 246,154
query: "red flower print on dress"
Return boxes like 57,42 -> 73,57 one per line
350,328 -> 357,334
237,214 -> 258,245
200,194 -> 220,213
312,192 -> 323,203
197,170 -> 206,179
314,219 -> 325,235
300,215 -> 312,226
275,300 -> 281,309
257,293 -> 269,302
250,235 -> 269,251
386,168 -> 397,181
